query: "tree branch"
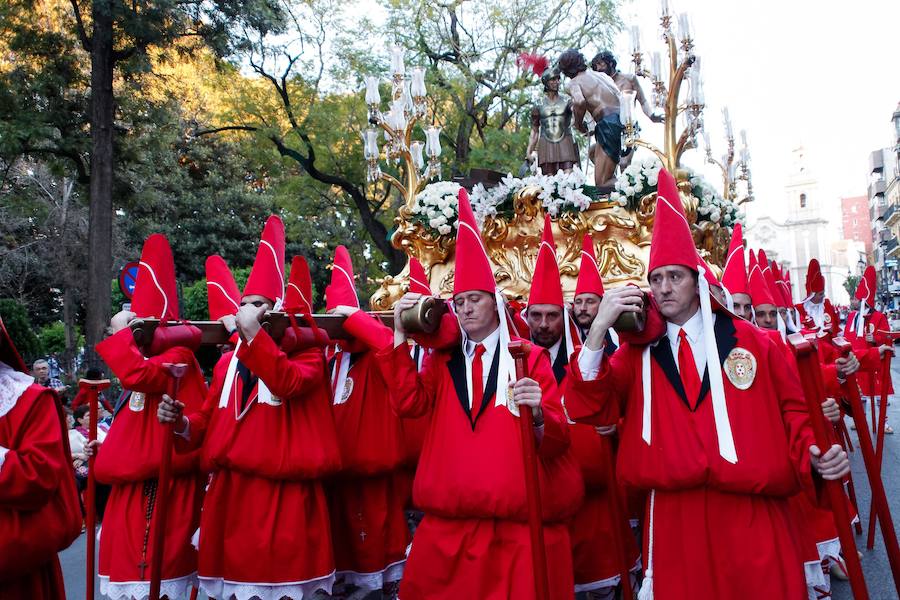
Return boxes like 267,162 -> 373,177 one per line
68,0 -> 92,52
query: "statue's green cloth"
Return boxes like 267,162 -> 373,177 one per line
593,113 -> 624,161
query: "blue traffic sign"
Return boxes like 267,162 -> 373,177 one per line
118,261 -> 140,299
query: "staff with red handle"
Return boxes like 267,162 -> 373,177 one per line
867,342 -> 895,549
508,341 -> 549,600
788,334 -> 869,599
599,434 -> 634,600
79,377 -> 111,600
833,337 -> 900,595
148,363 -> 188,600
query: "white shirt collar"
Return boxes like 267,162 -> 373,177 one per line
666,308 -> 704,344
464,326 -> 501,357
547,337 -> 563,364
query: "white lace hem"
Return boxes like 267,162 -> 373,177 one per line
803,560 -> 828,589
99,573 -> 196,600
198,571 -> 335,600
0,362 -> 33,419
573,557 -> 642,593
816,536 -> 842,562
337,559 -> 405,591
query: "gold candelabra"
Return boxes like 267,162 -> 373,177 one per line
623,8 -> 704,171
363,47 -> 441,211
703,111 -> 754,205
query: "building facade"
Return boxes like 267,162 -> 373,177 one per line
870,102 -> 900,309
841,195 -> 872,255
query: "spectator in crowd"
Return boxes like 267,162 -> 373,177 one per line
69,405 -> 111,520
33,358 -> 67,396
48,352 -> 63,379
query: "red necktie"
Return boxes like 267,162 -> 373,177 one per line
470,343 -> 486,420
677,329 -> 701,408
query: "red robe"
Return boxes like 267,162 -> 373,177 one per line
0,383 -> 81,600
564,316 -> 815,600
326,311 -> 409,589
843,309 -> 893,396
376,335 -> 583,600
94,329 -> 209,598
177,329 -> 341,600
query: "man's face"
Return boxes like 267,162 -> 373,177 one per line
811,291 -> 825,304
649,266 -> 699,324
732,293 -> 753,321
850,298 -> 860,311
525,304 -> 564,349
453,291 -> 500,341
755,303 -> 778,330
546,77 -> 560,92
592,59 -> 612,75
573,293 -> 602,329
33,362 -> 49,382
241,294 -> 274,311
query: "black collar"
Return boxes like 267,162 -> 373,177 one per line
446,340 -> 502,430
650,315 -> 737,411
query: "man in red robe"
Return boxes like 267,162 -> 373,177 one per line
527,221 -> 638,599
844,266 -> 894,413
158,216 -> 342,600
92,234 -> 209,600
379,189 -> 583,599
720,222 -> 753,321
795,259 -> 840,337
0,315 -> 81,599
325,246 -> 409,598
564,168 -> 849,600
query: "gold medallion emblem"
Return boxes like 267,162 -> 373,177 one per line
506,385 -> 520,417
341,377 -> 354,403
129,391 -> 145,412
724,347 -> 756,391
824,312 -> 832,324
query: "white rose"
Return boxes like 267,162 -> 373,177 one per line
634,182 -> 644,194
438,224 -> 452,235
647,173 -> 658,186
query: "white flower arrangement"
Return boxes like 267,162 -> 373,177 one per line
412,168 -> 595,236
609,157 -> 662,210
410,180 -> 462,237
690,174 -> 743,229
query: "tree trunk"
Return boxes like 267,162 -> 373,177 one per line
454,116 -> 475,175
84,0 -> 115,366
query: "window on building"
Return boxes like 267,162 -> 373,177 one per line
853,218 -> 858,226
800,193 -> 807,208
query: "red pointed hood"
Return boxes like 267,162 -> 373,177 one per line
758,250 -> 783,308
575,234 -> 605,297
805,259 -> 824,295
325,245 -> 359,310
648,168 -> 697,275
205,255 -> 241,321
527,214 -> 564,308
132,234 -> 179,320
408,258 -> 433,295
453,188 -> 496,295
243,215 -> 286,307
856,265 -> 877,308
774,263 -> 792,307
721,223 -> 749,296
748,251 -> 775,306
0,315 -> 27,373
285,256 -> 315,313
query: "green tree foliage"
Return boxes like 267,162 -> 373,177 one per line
0,298 -> 43,362
844,275 -> 861,300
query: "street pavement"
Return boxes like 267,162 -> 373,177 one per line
60,355 -> 900,599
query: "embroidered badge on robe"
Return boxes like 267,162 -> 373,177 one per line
824,313 -> 832,324
724,347 -> 756,390
340,376 -> 354,404
506,385 -> 519,417
129,392 -> 145,412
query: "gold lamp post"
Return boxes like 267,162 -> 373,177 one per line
363,47 -> 440,210
703,109 -> 754,205
623,5 -> 704,171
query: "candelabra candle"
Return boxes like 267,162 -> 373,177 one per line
424,126 -> 442,158
390,47 -> 405,76
410,141 -> 424,170
363,128 -> 380,160
703,130 -> 712,155
389,99 -> 407,132
410,68 -> 426,98
650,51 -> 662,82
365,76 -> 381,106
619,90 -> 635,125
630,25 -> 641,54
678,13 -> 692,43
722,107 -> 733,139
740,129 -> 748,148
659,0 -> 670,18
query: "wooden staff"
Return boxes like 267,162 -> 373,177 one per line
787,334 -> 869,599
833,337 -> 900,595
79,377 -> 111,600
869,370 -> 878,435
148,363 -> 188,600
867,347 -> 895,549
599,435 -> 634,600
508,341 -> 549,600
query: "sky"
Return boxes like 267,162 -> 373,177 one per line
612,0 -> 900,227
